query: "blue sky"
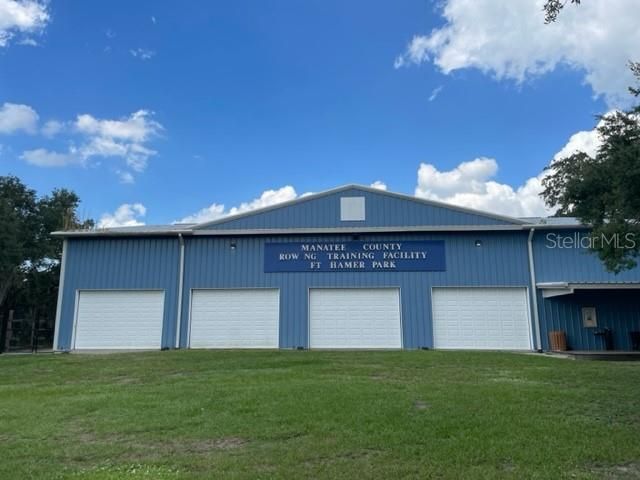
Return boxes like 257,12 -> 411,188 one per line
0,0 -> 636,226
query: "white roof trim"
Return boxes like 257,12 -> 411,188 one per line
51,229 -> 194,238
52,222 -> 593,238
191,184 -> 528,230
537,282 -> 640,298
192,225 -> 527,235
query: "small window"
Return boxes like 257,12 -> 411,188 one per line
340,197 -> 365,221
582,307 -> 597,328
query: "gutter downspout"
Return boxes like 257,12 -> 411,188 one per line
527,228 -> 543,352
175,234 -> 185,349
53,239 -> 68,352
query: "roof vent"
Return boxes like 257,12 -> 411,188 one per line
340,196 -> 365,221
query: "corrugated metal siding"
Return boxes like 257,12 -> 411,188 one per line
179,231 -> 532,349
533,229 -> 640,283
57,237 -> 180,350
533,229 -> 640,351
199,188 -> 517,230
56,226 -> 640,352
538,291 -> 640,350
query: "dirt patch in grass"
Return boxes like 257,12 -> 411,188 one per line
586,462 -> 640,479
304,449 -> 382,466
369,372 -> 396,381
167,437 -> 248,453
115,376 -> 141,385
267,431 -> 306,442
65,427 -> 248,461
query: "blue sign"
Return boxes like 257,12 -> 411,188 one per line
264,241 -> 446,272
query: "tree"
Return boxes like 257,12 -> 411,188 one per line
0,176 -> 93,350
541,0 -> 640,273
542,72 -> 640,273
543,0 -> 581,24
0,177 -> 38,309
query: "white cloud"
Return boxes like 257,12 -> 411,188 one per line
98,203 -> 146,228
130,48 -> 155,60
178,186 -> 299,224
0,0 -> 49,48
414,157 -> 553,217
73,110 -> 162,175
20,109 -> 163,182
370,181 -> 387,190
428,85 -> 443,102
20,148 -> 81,167
395,0 -> 640,107
75,110 -> 161,143
18,36 -> 36,45
412,117 -> 608,219
553,128 -> 600,161
41,119 -> 64,138
116,170 -> 135,184
178,203 -> 225,224
0,102 -> 38,134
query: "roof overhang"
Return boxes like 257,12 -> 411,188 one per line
537,282 -> 640,298
51,229 -> 194,238
51,222 -> 592,238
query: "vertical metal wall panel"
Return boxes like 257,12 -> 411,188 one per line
533,229 -> 640,283
532,229 -> 640,350
539,291 -> 640,350
179,231 -> 532,349
198,188 -> 517,231
57,237 -> 180,350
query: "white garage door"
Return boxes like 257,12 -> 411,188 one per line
432,287 -> 531,350
309,288 -> 402,349
190,289 -> 279,348
74,290 -> 164,349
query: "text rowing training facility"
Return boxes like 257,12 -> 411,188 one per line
52,185 -> 640,352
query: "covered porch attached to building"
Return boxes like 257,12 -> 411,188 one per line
537,283 -> 640,352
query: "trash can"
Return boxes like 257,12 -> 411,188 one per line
594,328 -> 614,350
630,331 -> 640,351
548,330 -> 567,351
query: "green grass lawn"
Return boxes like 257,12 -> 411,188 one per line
1,351 -> 639,479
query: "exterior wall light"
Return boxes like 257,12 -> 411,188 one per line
475,240 -> 483,247
230,242 -> 237,250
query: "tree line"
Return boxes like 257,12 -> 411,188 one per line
0,176 -> 92,351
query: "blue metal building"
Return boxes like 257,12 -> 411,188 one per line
52,185 -> 640,352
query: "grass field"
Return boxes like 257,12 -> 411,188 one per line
1,350 -> 639,479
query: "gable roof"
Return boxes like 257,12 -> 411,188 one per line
54,185 -> 590,237
192,184 -> 528,230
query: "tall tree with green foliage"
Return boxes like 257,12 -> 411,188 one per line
542,107 -> 640,272
0,176 -> 93,311
540,0 -> 640,273
0,177 -> 38,309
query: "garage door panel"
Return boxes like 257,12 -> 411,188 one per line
74,290 -> 164,349
190,289 -> 279,348
432,287 -> 530,350
309,288 -> 401,349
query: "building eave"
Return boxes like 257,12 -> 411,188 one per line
51,230 -> 194,238
537,281 -> 640,298
51,222 -> 593,238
